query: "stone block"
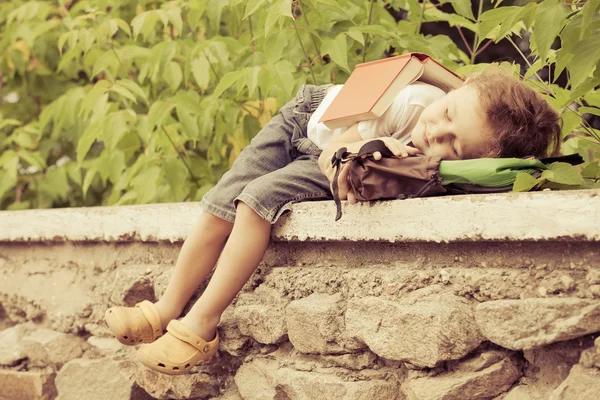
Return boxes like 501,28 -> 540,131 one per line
286,293 -> 363,354
0,324 -> 30,366
402,351 -> 522,400
21,328 -> 89,369
109,264 -> 158,306
85,336 -> 130,359
275,368 -> 398,400
234,288 -> 289,344
549,364 -> 600,400
0,369 -> 56,400
234,358 -> 279,400
55,358 -> 141,400
475,298 -> 600,349
522,335 -> 595,389
135,367 -> 220,399
218,308 -> 251,357
345,292 -> 484,367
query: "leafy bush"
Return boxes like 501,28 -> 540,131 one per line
0,0 -> 598,210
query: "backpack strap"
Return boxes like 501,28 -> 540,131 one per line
330,140 -> 396,221
540,154 -> 584,165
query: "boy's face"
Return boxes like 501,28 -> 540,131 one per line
411,84 -> 492,160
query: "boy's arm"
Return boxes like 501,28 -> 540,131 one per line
317,123 -> 420,175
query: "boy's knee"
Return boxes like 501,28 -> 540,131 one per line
196,211 -> 233,236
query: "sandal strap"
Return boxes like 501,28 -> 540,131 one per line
135,300 -> 163,341
166,320 -> 218,353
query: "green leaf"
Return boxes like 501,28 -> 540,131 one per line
272,60 -> 296,97
163,157 -> 188,201
117,79 -> 148,103
131,11 -> 160,41
580,106 -> 600,117
513,172 -> 541,192
131,166 -> 161,203
164,62 -> 183,92
177,107 -> 199,139
192,56 -> 210,90
166,8 -> 183,34
560,111 -> 581,138
43,167 -> 70,201
148,101 -> 176,131
92,51 -> 118,78
582,161 -> 600,180
245,66 -> 261,97
447,0 -> 475,21
581,0 -> 600,39
58,31 -> 77,55
82,167 -> 97,198
76,122 -> 102,164
114,18 -> 132,38
265,0 -> 293,36
107,151 -> 126,184
532,0 -> 569,62
321,34 -> 350,73
567,35 -> 600,89
212,70 -> 245,99
477,6 -> 522,43
347,27 -> 364,46
545,162 -> 585,185
244,0 -> 268,19
110,85 -> 137,104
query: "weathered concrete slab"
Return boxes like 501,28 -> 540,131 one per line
0,189 -> 598,243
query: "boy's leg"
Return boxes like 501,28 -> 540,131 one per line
180,155 -> 331,341
180,201 -> 271,340
153,210 -> 233,328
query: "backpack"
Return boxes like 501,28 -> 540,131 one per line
330,139 -> 583,221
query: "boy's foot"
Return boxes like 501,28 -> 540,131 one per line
136,319 -> 219,375
104,300 -> 164,345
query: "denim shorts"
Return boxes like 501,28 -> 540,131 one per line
200,84 -> 334,224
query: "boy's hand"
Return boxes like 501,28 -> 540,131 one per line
372,137 -> 422,160
324,161 -> 356,203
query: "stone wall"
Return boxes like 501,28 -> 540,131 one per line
1,190 -> 599,400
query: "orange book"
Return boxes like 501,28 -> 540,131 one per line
319,53 -> 464,129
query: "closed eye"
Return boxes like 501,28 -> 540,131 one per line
452,140 -> 460,158
445,106 -> 450,121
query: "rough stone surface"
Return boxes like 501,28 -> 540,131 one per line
346,290 -> 485,367
2,190 -> 600,243
21,328 -> 89,369
402,351 -> 522,400
234,358 -> 279,400
549,364 -> 600,400
0,369 -> 57,400
85,336 -> 126,358
475,298 -> 600,350
286,293 -> 363,354
135,367 -> 220,399
234,287 -> 289,344
55,358 -> 143,400
0,324 -> 30,366
276,367 -> 399,400
218,308 -> 251,357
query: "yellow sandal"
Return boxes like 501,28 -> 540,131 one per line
104,300 -> 163,345
136,320 -> 219,375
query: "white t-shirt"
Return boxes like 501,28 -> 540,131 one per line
307,82 -> 446,149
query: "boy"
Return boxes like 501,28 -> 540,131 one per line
105,70 -> 561,375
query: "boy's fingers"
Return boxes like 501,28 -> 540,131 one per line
406,146 -> 422,155
348,191 -> 356,205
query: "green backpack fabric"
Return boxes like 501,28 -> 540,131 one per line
330,139 -> 583,220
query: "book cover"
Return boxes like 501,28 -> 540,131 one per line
319,53 -> 462,129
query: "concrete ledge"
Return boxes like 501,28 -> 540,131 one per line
0,189 -> 599,243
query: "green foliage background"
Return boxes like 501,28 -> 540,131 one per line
0,0 -> 599,210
